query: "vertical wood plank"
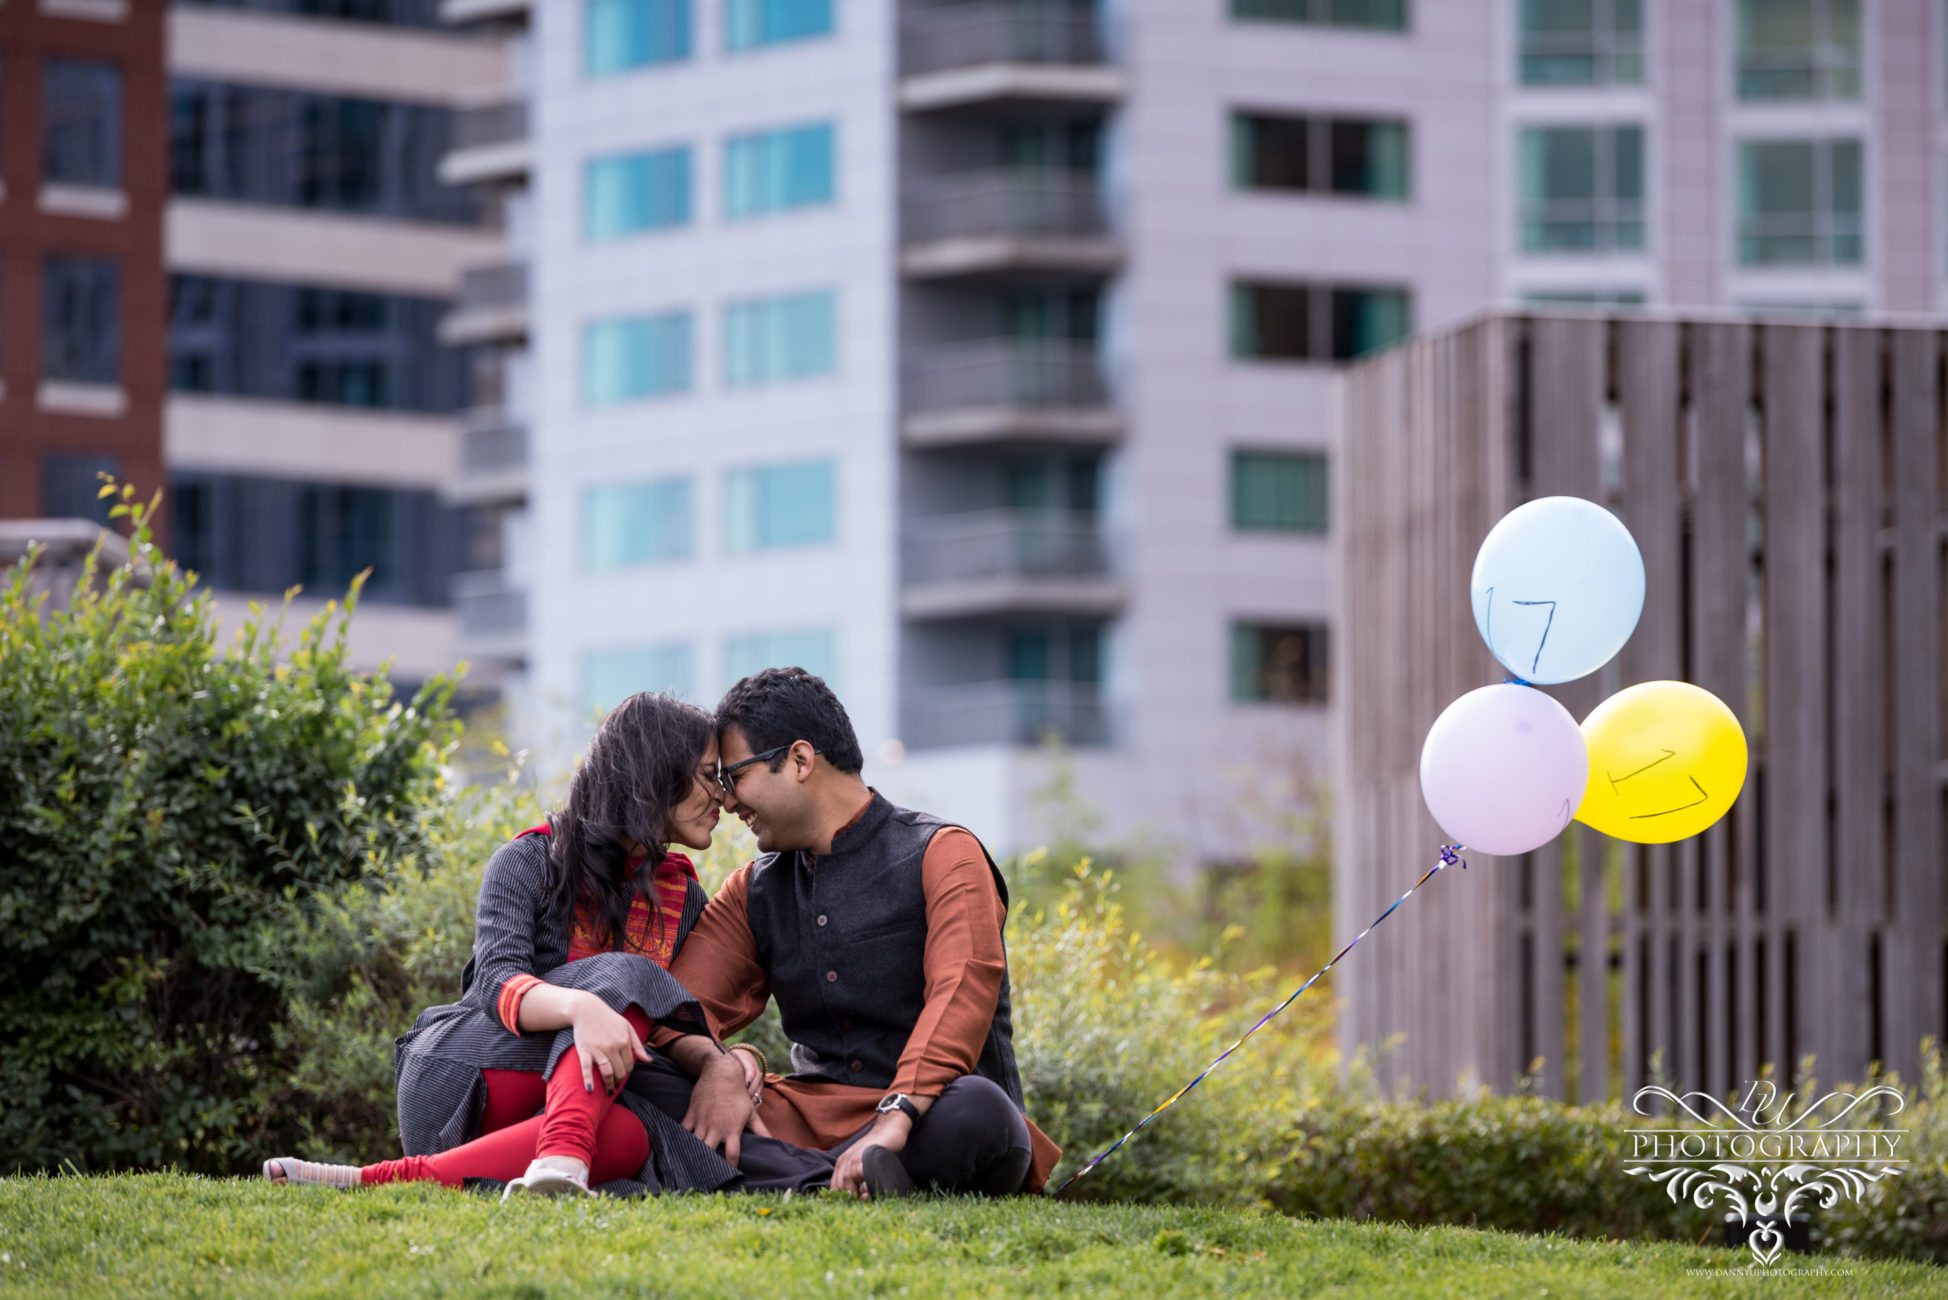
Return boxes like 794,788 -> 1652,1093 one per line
1827,328 -> 1881,1078
1761,323 -> 1828,1078
1890,329 -> 1943,1080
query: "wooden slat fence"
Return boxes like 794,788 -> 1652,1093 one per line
1336,313 -> 1946,1101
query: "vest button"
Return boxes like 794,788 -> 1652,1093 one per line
849,1059 -> 863,1072
816,914 -> 828,926
826,970 -> 838,982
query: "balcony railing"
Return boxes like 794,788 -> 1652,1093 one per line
453,99 -> 528,153
460,412 -> 527,475
457,261 -> 526,312
905,508 -> 1108,586
905,168 -> 1105,245
906,339 -> 1106,412
902,2 -> 1105,77
906,679 -> 1110,748
453,569 -> 526,650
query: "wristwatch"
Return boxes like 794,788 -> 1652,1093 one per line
876,1092 -> 919,1122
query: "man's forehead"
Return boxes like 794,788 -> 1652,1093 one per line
718,725 -> 754,761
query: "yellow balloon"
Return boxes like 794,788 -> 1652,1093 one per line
1575,681 -> 1748,844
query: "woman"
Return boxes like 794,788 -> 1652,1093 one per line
264,691 -> 771,1197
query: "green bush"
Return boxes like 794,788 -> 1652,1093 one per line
0,488 -> 457,1173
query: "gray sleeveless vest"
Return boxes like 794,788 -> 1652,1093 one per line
744,791 -> 1024,1108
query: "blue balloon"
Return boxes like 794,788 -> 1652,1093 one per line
1469,496 -> 1645,685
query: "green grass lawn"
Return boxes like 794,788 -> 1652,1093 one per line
0,1174 -> 1936,1299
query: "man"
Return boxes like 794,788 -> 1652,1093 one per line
661,667 -> 1059,1198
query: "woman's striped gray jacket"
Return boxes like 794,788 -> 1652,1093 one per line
391,830 -> 739,1196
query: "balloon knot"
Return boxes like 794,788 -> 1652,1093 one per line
1439,844 -> 1468,869
1502,674 -> 1533,688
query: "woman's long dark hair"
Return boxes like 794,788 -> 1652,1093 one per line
547,691 -> 713,951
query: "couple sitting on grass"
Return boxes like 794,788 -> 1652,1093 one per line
264,667 -> 1059,1201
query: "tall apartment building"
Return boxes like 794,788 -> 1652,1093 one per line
0,0 -> 168,529
463,0 -> 1944,858
160,0 -> 507,687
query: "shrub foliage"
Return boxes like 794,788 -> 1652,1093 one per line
0,488 -> 457,1172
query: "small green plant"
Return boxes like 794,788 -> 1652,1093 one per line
0,483 -> 459,1173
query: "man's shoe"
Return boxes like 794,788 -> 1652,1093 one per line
861,1145 -> 918,1199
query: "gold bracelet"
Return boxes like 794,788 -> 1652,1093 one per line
729,1043 -> 768,1075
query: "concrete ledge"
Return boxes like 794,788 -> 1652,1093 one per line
439,140 -> 532,188
165,395 -> 457,490
39,184 -> 127,220
900,235 -> 1122,280
168,5 -> 506,106
38,382 -> 127,418
898,64 -> 1126,112
901,406 -> 1122,449
168,200 -> 501,297
900,576 -> 1124,621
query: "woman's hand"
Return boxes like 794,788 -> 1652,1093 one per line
729,1045 -> 765,1106
569,995 -> 650,1094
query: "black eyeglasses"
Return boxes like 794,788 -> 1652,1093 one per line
715,744 -> 816,795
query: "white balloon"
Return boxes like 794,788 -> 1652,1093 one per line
1419,684 -> 1588,857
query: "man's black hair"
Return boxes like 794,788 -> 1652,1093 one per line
715,666 -> 865,774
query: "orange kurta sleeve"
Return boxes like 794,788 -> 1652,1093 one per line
647,864 -> 772,1051
889,828 -> 1008,1099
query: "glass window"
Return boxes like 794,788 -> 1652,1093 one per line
725,122 -> 835,218
583,644 -> 695,717
586,146 -> 692,239
44,59 -> 121,188
1230,112 -> 1408,198
586,0 -> 692,75
1231,622 -> 1330,703
1737,0 -> 1860,100
167,275 -> 464,412
1737,138 -> 1862,265
724,459 -> 836,552
1230,281 -> 1411,361
169,80 -> 477,224
723,627 -> 838,688
1231,0 -> 1408,31
1519,0 -> 1643,86
727,0 -> 833,50
1518,125 -> 1645,254
584,477 -> 693,570
1231,451 -> 1329,534
44,256 -> 120,385
42,453 -> 120,524
724,289 -> 837,387
166,470 -> 462,606
1523,289 -> 1648,307
583,311 -> 694,405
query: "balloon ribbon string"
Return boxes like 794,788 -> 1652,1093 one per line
1052,843 -> 1469,1199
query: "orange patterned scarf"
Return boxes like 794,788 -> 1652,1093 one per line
521,825 -> 696,969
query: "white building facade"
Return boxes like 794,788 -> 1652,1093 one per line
472,0 -> 1945,858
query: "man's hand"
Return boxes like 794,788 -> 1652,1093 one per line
729,1045 -> 766,1107
831,1112 -> 912,1199
682,1051 -> 763,1166
569,995 -> 650,1095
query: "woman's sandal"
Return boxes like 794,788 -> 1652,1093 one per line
499,1155 -> 594,1202
262,1158 -> 361,1189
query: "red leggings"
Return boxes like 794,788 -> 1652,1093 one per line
363,1008 -> 656,1188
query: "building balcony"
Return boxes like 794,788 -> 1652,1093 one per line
905,679 -> 1111,749
900,2 -> 1124,112
902,508 -> 1121,620
441,0 -> 530,25
903,338 -> 1120,448
902,168 -> 1119,279
453,569 -> 526,664
440,261 -> 528,346
440,99 -> 531,188
444,409 -> 528,507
